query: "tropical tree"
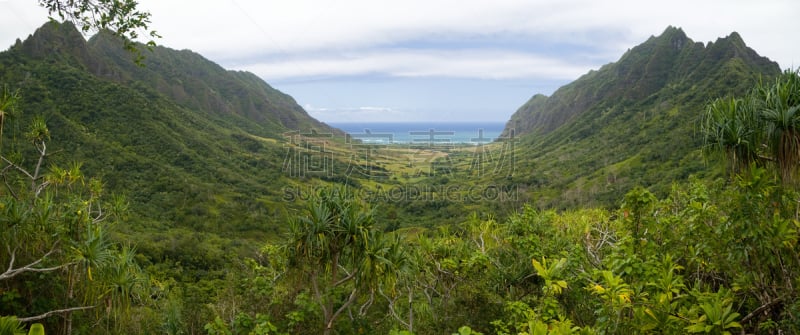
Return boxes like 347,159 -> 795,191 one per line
757,69 -> 800,183
701,96 -> 762,174
0,94 -> 144,334
703,68 -> 800,183
285,188 -> 405,335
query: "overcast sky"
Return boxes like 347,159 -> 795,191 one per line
1,0 -> 798,123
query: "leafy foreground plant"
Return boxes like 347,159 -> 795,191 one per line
286,188 -> 406,335
0,316 -> 25,335
198,167 -> 799,335
0,92 -> 146,334
703,68 -> 800,183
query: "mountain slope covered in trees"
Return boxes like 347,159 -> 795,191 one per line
0,21 -> 340,235
501,26 -> 781,207
0,21 -> 350,332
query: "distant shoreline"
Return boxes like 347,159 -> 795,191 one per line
328,121 -> 507,144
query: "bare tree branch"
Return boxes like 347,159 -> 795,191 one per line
379,287 -> 411,330
358,289 -> 374,316
1,139 -> 50,198
0,242 -> 72,281
741,297 -> 784,323
1,155 -> 34,180
332,267 -> 357,288
1,167 -> 19,199
30,141 -> 46,193
326,288 -> 358,333
17,305 -> 97,322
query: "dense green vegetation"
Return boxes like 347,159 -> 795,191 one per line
501,27 -> 781,208
703,69 -> 800,183
1,20 -> 800,335
0,89 -> 144,333
188,70 -> 800,335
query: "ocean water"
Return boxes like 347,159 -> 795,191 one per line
328,122 -> 508,145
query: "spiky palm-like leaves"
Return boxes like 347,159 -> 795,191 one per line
0,316 -> 25,335
71,224 -> 113,283
287,187 -> 405,335
702,96 -> 762,174
1,112 -> 142,331
288,188 -> 375,272
759,69 -> 800,183
99,245 -> 146,331
703,68 -> 800,184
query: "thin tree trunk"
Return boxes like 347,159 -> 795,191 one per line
323,252 -> 340,333
65,268 -> 75,335
407,285 -> 414,333
324,288 -> 358,335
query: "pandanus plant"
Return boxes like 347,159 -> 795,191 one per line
287,188 -> 405,335
701,96 -> 762,174
702,68 -> 800,184
758,69 -> 800,183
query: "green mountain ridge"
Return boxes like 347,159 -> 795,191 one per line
0,21 -> 336,236
501,26 -> 781,207
504,26 -> 778,137
16,21 -> 333,134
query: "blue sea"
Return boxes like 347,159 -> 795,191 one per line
328,122 -> 507,145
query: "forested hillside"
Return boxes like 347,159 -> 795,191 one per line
0,22 -> 348,333
501,26 -> 781,208
0,21 -> 343,234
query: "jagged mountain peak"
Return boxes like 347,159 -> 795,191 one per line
707,31 -> 747,50
503,26 -> 779,138
17,21 -> 91,65
705,31 -> 742,51
9,21 -> 334,135
27,20 -> 84,44
653,26 -> 690,46
499,26 -> 781,208
620,26 -> 691,59
723,31 -> 745,45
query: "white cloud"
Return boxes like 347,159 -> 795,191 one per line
129,0 -> 798,80
0,0 -> 49,49
237,49 -> 596,81
305,104 -> 406,123
127,1 -> 796,64
2,0 -> 798,77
